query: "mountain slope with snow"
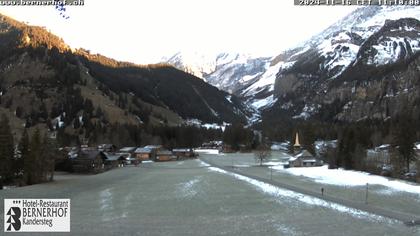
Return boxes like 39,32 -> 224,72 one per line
265,6 -> 420,125
165,51 -> 283,112
274,6 -> 420,86
166,6 -> 420,125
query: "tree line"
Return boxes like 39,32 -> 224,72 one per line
278,113 -> 419,179
0,115 -> 56,188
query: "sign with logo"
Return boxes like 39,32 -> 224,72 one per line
4,199 -> 70,232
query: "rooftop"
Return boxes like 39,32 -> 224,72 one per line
173,148 -> 192,152
119,147 -> 137,152
134,148 -> 153,154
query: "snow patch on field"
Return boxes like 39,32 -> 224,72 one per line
100,188 -> 121,222
275,165 -> 420,195
195,149 -> 220,155
100,188 -> 113,211
208,167 -> 389,222
274,223 -> 300,236
264,161 -> 287,167
2,185 -> 17,190
233,164 -> 252,168
177,178 -> 201,198
209,167 -> 228,174
198,160 -> 211,167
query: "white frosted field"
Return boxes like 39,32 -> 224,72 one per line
0,158 -> 417,235
207,166 -> 389,222
274,165 -> 420,195
200,152 -> 420,218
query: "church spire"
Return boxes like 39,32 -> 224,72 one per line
293,132 -> 301,154
294,132 -> 300,147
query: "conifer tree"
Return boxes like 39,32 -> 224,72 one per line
42,134 -> 56,182
25,128 -> 42,184
15,129 -> 29,180
393,113 -> 417,172
0,114 -> 14,184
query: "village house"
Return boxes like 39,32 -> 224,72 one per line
144,145 -> 163,150
201,140 -> 223,149
66,147 -> 79,159
155,150 -> 176,162
71,150 -> 107,173
98,144 -> 117,153
134,145 -> 162,161
289,150 -> 323,167
119,147 -> 137,156
118,147 -> 138,165
134,147 -> 153,161
315,140 -> 338,158
288,132 -> 323,168
222,144 -> 235,153
172,148 -> 195,159
366,144 -> 391,170
104,153 -> 126,169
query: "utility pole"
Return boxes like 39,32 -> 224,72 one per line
270,166 -> 272,180
231,155 -> 234,168
365,183 -> 369,204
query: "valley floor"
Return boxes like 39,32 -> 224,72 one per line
201,153 -> 420,219
0,155 -> 419,235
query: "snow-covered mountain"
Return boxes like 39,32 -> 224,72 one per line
164,52 -> 220,80
166,6 -> 420,124
164,51 -> 288,112
274,6 -> 420,83
266,6 -> 420,124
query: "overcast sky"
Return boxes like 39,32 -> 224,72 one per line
0,0 -> 358,64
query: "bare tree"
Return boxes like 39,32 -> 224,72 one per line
416,160 -> 420,183
254,144 -> 271,166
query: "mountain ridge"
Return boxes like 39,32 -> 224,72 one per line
0,13 -> 249,145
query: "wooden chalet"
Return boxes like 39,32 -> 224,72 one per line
118,147 -> 137,165
134,145 -> 162,161
134,147 -> 153,161
71,150 -> 107,173
156,150 -> 176,162
172,148 -> 195,159
104,153 -> 126,169
119,147 -> 137,155
98,144 -> 117,153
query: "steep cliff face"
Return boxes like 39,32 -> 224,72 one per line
325,53 -> 420,122
268,8 -> 420,124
